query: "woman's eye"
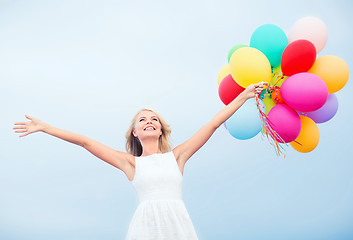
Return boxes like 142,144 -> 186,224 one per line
153,118 -> 158,121
139,119 -> 145,122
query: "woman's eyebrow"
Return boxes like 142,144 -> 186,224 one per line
139,116 -> 158,120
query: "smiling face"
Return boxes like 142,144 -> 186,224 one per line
132,110 -> 163,141
125,108 -> 172,156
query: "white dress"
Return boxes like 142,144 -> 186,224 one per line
126,152 -> 198,240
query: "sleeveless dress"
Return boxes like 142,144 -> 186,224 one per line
126,152 -> 198,240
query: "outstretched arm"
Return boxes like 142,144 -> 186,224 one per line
13,115 -> 135,180
173,82 -> 265,173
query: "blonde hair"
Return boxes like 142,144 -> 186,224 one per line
125,109 -> 172,156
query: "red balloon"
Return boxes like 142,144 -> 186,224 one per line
281,39 -> 316,76
218,74 -> 245,105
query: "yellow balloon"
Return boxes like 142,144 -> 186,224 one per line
217,64 -> 231,85
308,55 -> 349,94
261,126 -> 267,135
290,116 -> 320,153
262,94 -> 276,114
229,47 -> 271,88
271,65 -> 288,87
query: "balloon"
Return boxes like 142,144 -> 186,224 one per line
280,73 -> 328,112
288,17 -> 328,53
227,44 -> 247,63
226,99 -> 265,140
268,104 -> 301,143
218,74 -> 245,105
308,55 -> 350,94
290,116 -> 320,153
250,24 -> 288,68
262,94 -> 276,114
304,94 -> 338,123
288,16 -> 328,53
217,64 -> 231,85
281,39 -> 316,76
271,65 -> 287,87
229,47 -> 272,88
271,86 -> 285,104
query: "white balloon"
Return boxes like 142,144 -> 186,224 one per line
288,16 -> 328,53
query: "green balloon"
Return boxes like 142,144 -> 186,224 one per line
250,24 -> 288,68
227,44 -> 248,63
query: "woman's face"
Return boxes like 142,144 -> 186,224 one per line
133,110 -> 162,140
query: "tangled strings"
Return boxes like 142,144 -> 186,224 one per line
255,70 -> 288,157
255,93 -> 287,157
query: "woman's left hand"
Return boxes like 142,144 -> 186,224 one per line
243,82 -> 268,99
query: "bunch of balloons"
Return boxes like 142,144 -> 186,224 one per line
217,17 -> 349,153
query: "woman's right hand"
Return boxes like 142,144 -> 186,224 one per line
13,115 -> 48,137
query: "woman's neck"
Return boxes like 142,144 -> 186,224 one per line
140,139 -> 161,156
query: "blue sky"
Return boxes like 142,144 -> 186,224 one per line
1,0 -> 353,239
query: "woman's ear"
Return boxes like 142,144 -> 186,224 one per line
132,129 -> 137,138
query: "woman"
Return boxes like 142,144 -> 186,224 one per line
13,82 -> 265,239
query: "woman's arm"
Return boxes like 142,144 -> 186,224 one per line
13,115 -> 135,180
173,82 -> 265,173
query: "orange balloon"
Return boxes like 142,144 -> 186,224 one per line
290,116 -> 320,153
308,55 -> 349,94
271,86 -> 285,104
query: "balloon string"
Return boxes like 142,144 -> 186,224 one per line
272,69 -> 285,87
257,69 -> 303,156
255,94 -> 286,157
256,92 -> 303,157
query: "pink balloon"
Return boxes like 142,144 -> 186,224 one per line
268,104 -> 301,143
280,73 -> 328,112
288,16 -> 328,53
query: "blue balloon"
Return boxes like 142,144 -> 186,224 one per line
250,24 -> 288,68
226,98 -> 265,140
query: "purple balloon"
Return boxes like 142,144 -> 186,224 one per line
303,94 -> 338,123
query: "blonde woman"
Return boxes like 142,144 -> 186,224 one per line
13,82 -> 265,239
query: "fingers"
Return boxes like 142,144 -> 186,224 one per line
255,88 -> 262,94
13,115 -> 33,137
254,82 -> 267,95
14,129 -> 27,133
14,122 -> 27,125
254,83 -> 264,91
254,81 -> 268,88
19,133 -> 29,137
13,124 -> 28,136
13,125 -> 26,129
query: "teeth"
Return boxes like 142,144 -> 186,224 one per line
145,127 -> 154,130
